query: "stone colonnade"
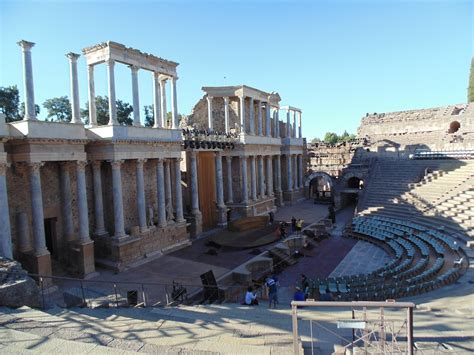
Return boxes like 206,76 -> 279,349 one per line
207,96 -> 280,136
282,107 -> 303,138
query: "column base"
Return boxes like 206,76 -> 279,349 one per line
32,251 -> 53,288
188,212 -> 203,238
69,240 -> 97,279
275,191 -> 284,207
217,206 -> 228,227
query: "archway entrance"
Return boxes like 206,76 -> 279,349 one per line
305,172 -> 334,204
347,176 -> 364,189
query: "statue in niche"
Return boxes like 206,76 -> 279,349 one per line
147,205 -> 155,227
166,201 -> 174,221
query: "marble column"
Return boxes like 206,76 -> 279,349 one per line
239,96 -> 246,134
223,97 -> 230,133
135,159 -> 147,232
130,65 -> 141,127
110,160 -> 126,238
59,162 -> 74,241
293,155 -> 298,190
76,161 -> 91,243
298,112 -> 302,138
170,77 -> 178,129
189,152 -> 200,215
258,156 -> 265,198
250,156 -> 257,201
265,103 -> 271,137
249,98 -> 255,135
28,162 -> 48,254
160,78 -> 168,128
286,154 -> 293,191
87,65 -> 97,126
298,154 -> 304,188
207,95 -> 213,130
165,160 -> 173,221
156,159 -> 167,227
215,152 -> 226,226
66,53 -> 81,124
17,40 -> 36,120
257,100 -> 262,136
152,72 -> 162,128
106,59 -> 118,125
275,156 -> 284,206
286,110 -> 291,138
174,158 -> 185,223
275,109 -> 280,138
225,156 -> 233,204
266,156 -> 274,197
16,212 -> 31,253
0,163 -> 12,259
293,111 -> 297,138
91,161 -> 106,235
241,156 -> 248,204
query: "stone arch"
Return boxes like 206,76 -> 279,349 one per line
448,121 -> 461,134
340,171 -> 366,189
304,171 -> 334,188
305,171 -> 335,200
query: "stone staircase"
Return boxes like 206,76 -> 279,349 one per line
0,304 -> 302,354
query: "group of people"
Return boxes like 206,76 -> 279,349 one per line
244,274 -> 312,307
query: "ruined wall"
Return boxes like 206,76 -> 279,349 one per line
188,96 -> 240,132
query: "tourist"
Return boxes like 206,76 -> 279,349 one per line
291,216 -> 297,232
279,222 -> 287,239
266,275 -> 279,309
268,210 -> 275,224
244,286 -> 258,306
328,205 -> 336,224
293,286 -> 306,301
295,219 -> 303,234
301,274 -> 310,298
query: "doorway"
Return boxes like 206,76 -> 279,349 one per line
44,218 -> 58,258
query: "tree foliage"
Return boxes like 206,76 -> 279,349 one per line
321,130 -> 356,144
19,102 -> 40,119
43,96 -> 72,122
81,95 -> 133,126
142,104 -> 184,128
0,85 -> 21,122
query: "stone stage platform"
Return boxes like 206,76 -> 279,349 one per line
209,221 -> 282,249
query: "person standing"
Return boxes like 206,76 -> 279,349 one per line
291,216 -> 297,233
266,275 -> 279,309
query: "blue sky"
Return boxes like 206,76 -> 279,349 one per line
1,0 -> 473,140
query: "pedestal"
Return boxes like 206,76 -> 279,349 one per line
188,213 -> 203,238
70,240 -> 97,279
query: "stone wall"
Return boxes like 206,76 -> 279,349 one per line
188,96 -> 240,132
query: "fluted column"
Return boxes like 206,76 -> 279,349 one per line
265,103 -> 271,137
174,158 -> 185,223
76,161 -> 91,243
152,72 -> 162,128
286,154 -> 293,191
257,100 -> 262,136
239,96 -> 246,134
160,77 -> 168,128
28,162 -> 48,254
223,97 -> 230,133
136,159 -> 147,232
258,156 -> 265,198
156,159 -> 167,227
66,53 -> 81,124
17,40 -> 36,120
0,163 -> 12,258
110,160 -> 126,238
215,152 -> 226,226
91,161 -> 106,235
266,156 -> 274,197
170,77 -> 178,129
241,156 -> 248,204
250,156 -> 257,201
207,95 -> 213,130
87,65 -> 97,126
225,156 -> 233,203
130,65 -> 141,127
190,152 -> 200,215
275,109 -> 280,138
249,98 -> 255,135
16,212 -> 31,253
165,160 -> 173,221
298,154 -> 304,188
286,109 -> 291,138
106,59 -> 118,125
59,162 -> 74,241
293,155 -> 298,190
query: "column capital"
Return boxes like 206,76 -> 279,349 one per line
105,58 -> 115,67
223,96 -> 229,103
17,40 -> 35,51
225,155 -> 232,161
159,74 -> 169,83
59,161 -> 71,169
28,162 -> 45,173
129,64 -> 140,73
76,160 -> 88,171
91,160 -> 102,168
109,159 -> 124,169
207,95 -> 214,101
0,162 -> 10,175
66,52 -> 80,62
136,158 -> 147,168
190,151 -> 197,159
157,158 -> 165,165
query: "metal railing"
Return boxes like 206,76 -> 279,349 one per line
291,300 -> 414,355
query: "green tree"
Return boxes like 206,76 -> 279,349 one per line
19,102 -> 40,119
43,96 -> 72,122
144,104 -> 154,127
310,137 -> 321,143
468,57 -> 474,103
323,132 -> 339,144
81,96 -> 133,126
0,85 -> 21,122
